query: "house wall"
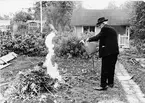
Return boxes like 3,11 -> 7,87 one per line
74,26 -> 101,38
112,25 -> 126,35
75,25 -> 129,38
74,26 -> 83,38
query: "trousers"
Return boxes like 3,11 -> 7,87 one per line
100,54 -> 118,87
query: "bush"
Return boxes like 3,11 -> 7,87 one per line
1,31 -> 47,56
1,31 -> 99,58
134,39 -> 145,54
54,32 -> 99,59
0,32 -> 12,56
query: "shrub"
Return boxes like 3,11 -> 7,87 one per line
1,31 -> 47,56
134,39 -> 145,54
54,32 -> 99,59
0,32 -> 12,56
1,30 -> 99,58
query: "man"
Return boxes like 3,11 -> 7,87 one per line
87,17 -> 119,90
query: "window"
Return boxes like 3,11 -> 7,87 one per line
29,22 -> 38,27
83,26 -> 95,33
90,26 -> 95,32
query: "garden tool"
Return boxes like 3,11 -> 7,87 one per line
80,39 -> 99,69
80,39 -> 98,55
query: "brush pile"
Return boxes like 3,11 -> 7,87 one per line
3,62 -> 66,103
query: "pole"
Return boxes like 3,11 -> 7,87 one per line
128,27 -> 130,48
92,55 -> 95,70
40,0 -> 43,33
118,34 -> 120,48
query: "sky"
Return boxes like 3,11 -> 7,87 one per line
82,0 -> 128,9
0,0 -> 135,17
0,0 -> 36,16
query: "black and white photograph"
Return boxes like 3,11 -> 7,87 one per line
0,0 -> 145,103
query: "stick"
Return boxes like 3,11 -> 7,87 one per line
92,55 -> 95,70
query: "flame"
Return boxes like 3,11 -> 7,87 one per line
0,93 -> 5,102
43,31 -> 62,82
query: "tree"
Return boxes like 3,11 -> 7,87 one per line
12,11 -> 33,22
131,1 -> 145,40
0,15 -> 10,20
106,0 -> 119,9
33,1 -> 75,31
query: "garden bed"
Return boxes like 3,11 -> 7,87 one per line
0,56 -> 128,103
119,51 -> 145,95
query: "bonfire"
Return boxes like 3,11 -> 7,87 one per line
2,24 -> 72,103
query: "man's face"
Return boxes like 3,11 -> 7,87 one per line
97,23 -> 103,28
103,21 -> 108,24
97,24 -> 101,28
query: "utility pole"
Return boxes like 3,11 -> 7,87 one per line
40,0 -> 43,33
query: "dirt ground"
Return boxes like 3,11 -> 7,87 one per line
119,53 -> 145,95
0,56 -> 128,103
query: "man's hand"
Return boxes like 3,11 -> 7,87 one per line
86,38 -> 89,42
79,39 -> 85,44
79,38 -> 89,44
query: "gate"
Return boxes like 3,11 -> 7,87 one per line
118,34 -> 130,48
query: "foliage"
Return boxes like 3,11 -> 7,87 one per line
10,11 -> 34,33
133,39 -> 145,54
1,30 -> 99,58
33,1 -> 75,31
107,1 -> 119,9
54,32 -> 99,59
128,1 -> 145,53
0,15 -> 10,20
54,32 -> 84,58
12,11 -> 33,22
1,31 -> 47,56
5,64 -> 56,103
131,1 -> 145,40
0,32 -> 12,56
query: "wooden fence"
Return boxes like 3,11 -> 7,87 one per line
118,34 -> 130,48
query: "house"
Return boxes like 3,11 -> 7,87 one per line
12,20 -> 46,34
26,20 -> 45,32
26,20 -> 46,33
71,8 -> 131,48
0,20 -> 10,32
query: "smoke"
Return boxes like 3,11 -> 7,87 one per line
43,31 -> 62,82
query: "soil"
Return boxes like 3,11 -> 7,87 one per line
119,51 -> 145,95
0,56 -> 128,103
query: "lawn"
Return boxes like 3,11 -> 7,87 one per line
0,55 -> 128,103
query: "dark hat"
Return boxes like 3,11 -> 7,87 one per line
96,17 -> 108,25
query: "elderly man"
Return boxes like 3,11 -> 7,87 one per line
87,17 -> 119,90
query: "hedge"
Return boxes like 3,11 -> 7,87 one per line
1,31 -> 99,59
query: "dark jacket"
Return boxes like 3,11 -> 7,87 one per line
88,25 -> 119,58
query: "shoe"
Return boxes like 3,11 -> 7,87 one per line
108,84 -> 114,88
93,86 -> 107,91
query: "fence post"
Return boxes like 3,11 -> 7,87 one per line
128,27 -> 130,48
118,34 -> 120,48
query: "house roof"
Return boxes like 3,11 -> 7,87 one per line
71,8 -> 131,26
0,20 -> 10,26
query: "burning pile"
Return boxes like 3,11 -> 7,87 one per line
3,62 -> 71,103
3,24 -> 71,103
